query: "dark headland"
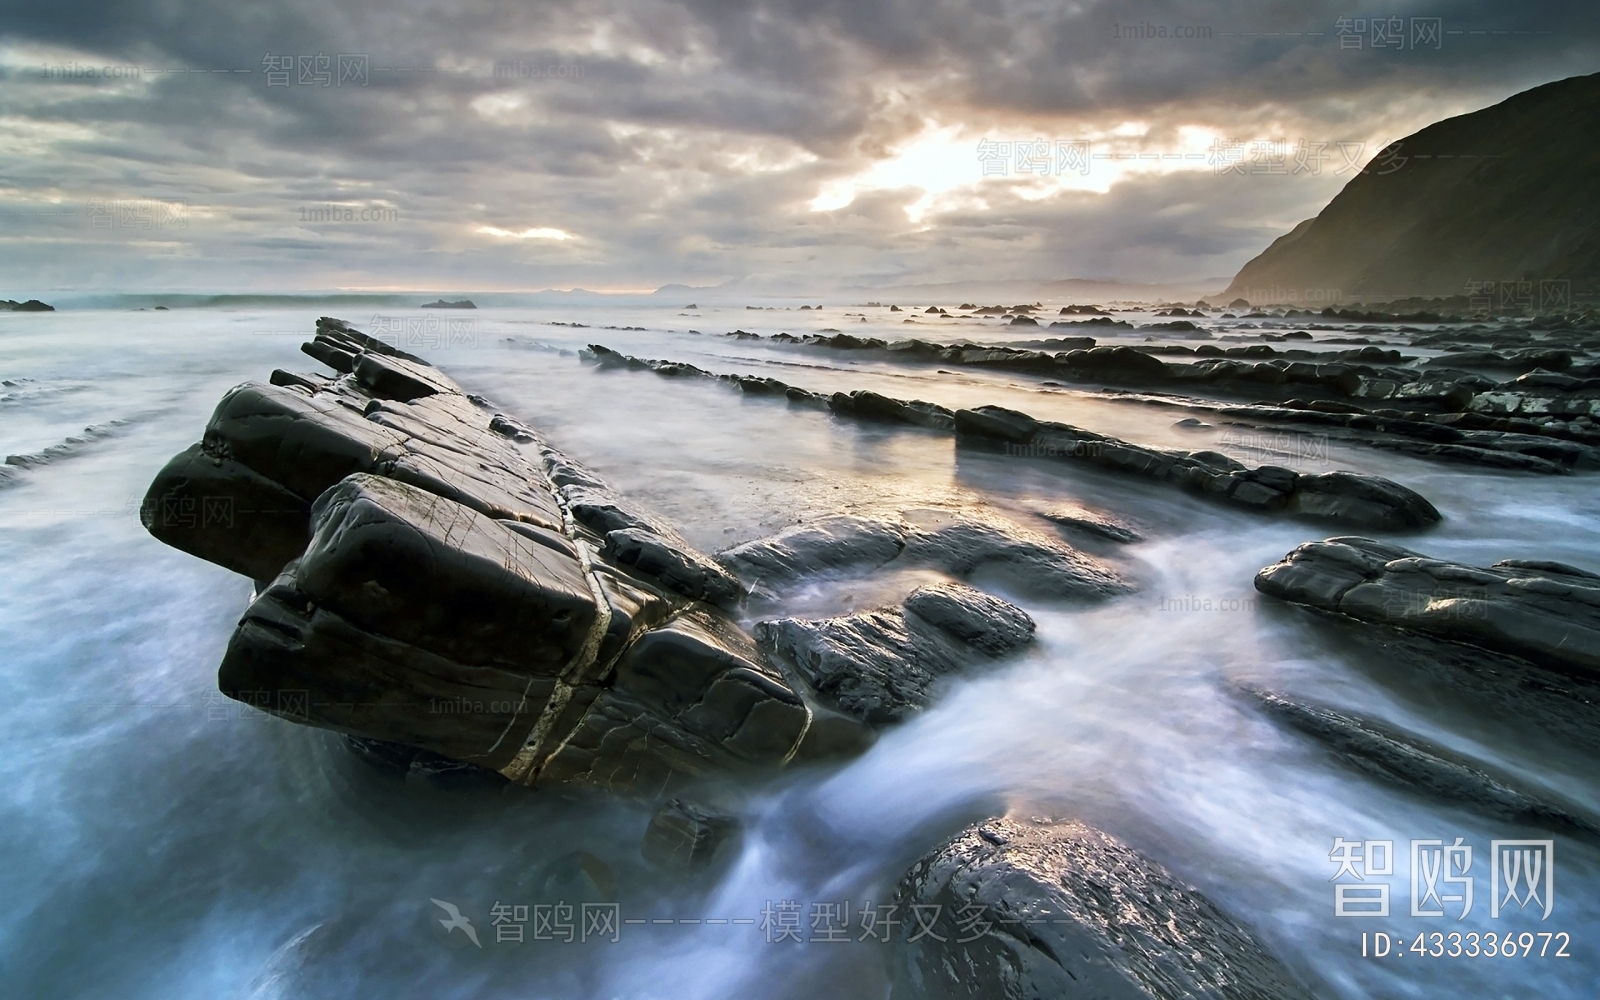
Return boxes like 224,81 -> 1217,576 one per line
1225,72 -> 1600,304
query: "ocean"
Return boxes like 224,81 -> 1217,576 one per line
2,302 -> 1595,998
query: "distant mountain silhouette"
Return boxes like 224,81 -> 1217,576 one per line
1224,72 -> 1600,304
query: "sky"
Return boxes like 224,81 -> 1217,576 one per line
0,0 -> 1596,297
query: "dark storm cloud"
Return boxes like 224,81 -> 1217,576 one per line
1,0 -> 1595,292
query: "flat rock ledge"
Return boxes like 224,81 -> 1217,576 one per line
893,815 -> 1316,1000
141,318 -> 1048,799
1255,537 -> 1600,676
957,405 -> 1441,530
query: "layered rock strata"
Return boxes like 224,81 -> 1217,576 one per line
585,344 -> 1443,529
142,319 -> 1071,798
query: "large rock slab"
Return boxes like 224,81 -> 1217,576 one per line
1255,537 -> 1600,675
893,815 -> 1315,1000
141,320 -> 888,799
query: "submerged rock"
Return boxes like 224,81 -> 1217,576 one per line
1238,686 -> 1600,839
1255,537 -> 1600,675
893,815 -> 1316,1000
1031,502 -> 1142,543
1147,394 -> 1598,475
640,798 -> 741,870
343,735 -> 510,791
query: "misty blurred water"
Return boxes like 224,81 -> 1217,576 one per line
1,303 -> 1596,999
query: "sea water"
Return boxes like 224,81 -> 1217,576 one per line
1,304 -> 1595,998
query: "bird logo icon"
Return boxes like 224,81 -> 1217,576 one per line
430,898 -> 482,947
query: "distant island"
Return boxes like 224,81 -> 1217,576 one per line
1224,71 -> 1600,304
420,298 -> 477,309
2,299 -> 55,311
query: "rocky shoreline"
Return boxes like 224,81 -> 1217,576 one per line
710,326 -> 1600,473
141,318 -> 1115,799
585,342 -> 1443,529
137,316 -> 1600,1000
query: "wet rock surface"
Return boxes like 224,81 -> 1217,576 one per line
1255,537 -> 1600,675
603,312 -> 1600,476
956,405 -> 1441,529
584,343 -> 1442,529
756,582 -> 1036,724
893,815 -> 1316,1000
718,510 -> 1128,601
1030,502 -> 1142,543
1292,611 -> 1600,760
640,798 -> 742,870
1102,387 -> 1600,475
141,318 -> 1060,800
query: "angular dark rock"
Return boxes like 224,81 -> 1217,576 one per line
343,735 -> 510,791
1256,537 -> 1600,675
828,389 -> 955,430
302,339 -> 356,374
583,342 -> 1545,481
893,815 -> 1316,1000
1125,392 -> 1600,474
902,582 -> 1035,655
142,320 -> 911,799
1286,471 -> 1444,530
354,352 -> 449,401
603,527 -> 745,608
719,514 -> 908,583
1057,345 -> 1172,382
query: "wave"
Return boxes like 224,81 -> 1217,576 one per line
0,378 -> 92,407
1,408 -> 171,486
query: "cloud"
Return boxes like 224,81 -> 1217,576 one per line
0,0 -> 1594,292
477,225 -> 575,240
